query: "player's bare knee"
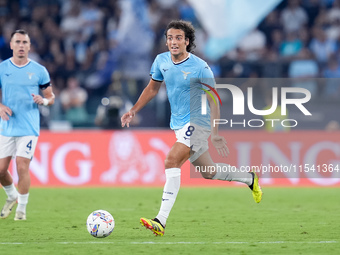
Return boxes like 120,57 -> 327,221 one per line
16,166 -> 29,176
164,158 -> 176,169
16,158 -> 30,172
0,169 -> 7,178
164,156 -> 180,169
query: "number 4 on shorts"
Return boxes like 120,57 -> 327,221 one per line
26,140 -> 32,151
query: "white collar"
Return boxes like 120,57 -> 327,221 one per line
172,53 -> 190,65
10,58 -> 31,68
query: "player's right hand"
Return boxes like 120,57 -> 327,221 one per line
121,110 -> 136,128
0,103 -> 12,121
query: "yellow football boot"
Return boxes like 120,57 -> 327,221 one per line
140,218 -> 165,236
249,172 -> 263,203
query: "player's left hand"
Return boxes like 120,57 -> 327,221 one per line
31,94 -> 44,105
121,110 -> 136,128
211,135 -> 229,157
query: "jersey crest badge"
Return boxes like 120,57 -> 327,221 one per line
27,72 -> 34,80
181,70 -> 191,80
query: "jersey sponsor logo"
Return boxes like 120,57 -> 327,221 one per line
27,72 -> 35,80
181,70 -> 191,80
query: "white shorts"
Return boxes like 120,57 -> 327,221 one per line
175,122 -> 211,162
0,135 -> 38,160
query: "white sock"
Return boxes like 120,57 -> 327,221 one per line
212,163 -> 253,186
3,184 -> 18,201
156,168 -> 181,227
17,193 -> 29,214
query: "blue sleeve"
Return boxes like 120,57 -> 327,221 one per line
150,56 -> 163,82
39,66 -> 51,89
200,64 -> 215,89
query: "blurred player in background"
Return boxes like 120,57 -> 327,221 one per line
121,20 -> 262,236
0,30 -> 55,221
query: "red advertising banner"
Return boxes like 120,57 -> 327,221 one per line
8,130 -> 340,187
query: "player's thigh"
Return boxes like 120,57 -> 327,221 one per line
0,157 -> 12,175
192,150 -> 215,168
15,136 -> 38,160
165,142 -> 191,168
192,150 -> 216,179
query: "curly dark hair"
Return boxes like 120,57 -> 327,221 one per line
165,20 -> 196,53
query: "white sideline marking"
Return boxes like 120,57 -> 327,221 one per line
1,241 -> 338,245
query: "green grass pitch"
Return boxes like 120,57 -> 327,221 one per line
0,187 -> 339,255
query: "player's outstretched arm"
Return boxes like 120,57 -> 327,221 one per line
0,103 -> 12,121
121,79 -> 162,128
207,91 -> 230,157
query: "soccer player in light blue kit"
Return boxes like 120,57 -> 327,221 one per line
0,30 -> 55,220
121,20 -> 262,236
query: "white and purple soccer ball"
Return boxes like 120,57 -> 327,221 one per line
86,210 -> 115,238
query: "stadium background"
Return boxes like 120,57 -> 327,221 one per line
1,0 -> 340,187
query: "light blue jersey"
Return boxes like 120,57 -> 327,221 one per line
150,52 -> 215,130
0,59 -> 50,136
